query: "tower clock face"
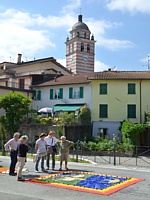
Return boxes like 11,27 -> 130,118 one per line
83,54 -> 88,61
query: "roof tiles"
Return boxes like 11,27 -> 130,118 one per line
33,71 -> 150,87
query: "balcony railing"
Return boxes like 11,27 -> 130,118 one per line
0,80 -> 31,90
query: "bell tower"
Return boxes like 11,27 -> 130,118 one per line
65,15 -> 96,74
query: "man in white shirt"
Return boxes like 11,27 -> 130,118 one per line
4,132 -> 20,176
44,131 -> 58,170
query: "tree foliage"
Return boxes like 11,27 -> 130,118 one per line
78,105 -> 91,125
121,121 -> 148,146
0,123 -> 6,156
56,112 -> 77,126
0,92 -> 31,136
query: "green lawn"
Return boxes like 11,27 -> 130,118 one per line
27,153 -> 90,163
0,152 -> 90,164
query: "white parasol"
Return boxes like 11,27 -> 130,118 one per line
38,107 -> 52,113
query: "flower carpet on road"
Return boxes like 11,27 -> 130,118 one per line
0,167 -> 9,173
0,167 -> 28,173
24,171 -> 144,196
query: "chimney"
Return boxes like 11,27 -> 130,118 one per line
78,15 -> 82,22
54,77 -> 57,82
17,53 -> 22,64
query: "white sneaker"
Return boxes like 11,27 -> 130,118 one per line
35,170 -> 39,173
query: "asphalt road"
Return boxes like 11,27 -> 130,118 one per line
0,156 -> 150,200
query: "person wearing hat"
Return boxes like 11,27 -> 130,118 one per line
35,133 -> 47,172
56,136 -> 73,171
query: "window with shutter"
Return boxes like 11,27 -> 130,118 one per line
69,88 -> 73,99
37,90 -> 41,100
100,84 -> 107,94
127,104 -> 136,118
99,104 -> 108,118
79,87 -> 84,98
128,83 -> 135,94
50,89 -> 53,99
32,90 -> 36,100
59,88 -> 63,99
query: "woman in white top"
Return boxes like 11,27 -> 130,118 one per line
44,131 -> 58,170
35,133 -> 47,172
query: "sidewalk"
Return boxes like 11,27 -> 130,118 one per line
0,155 -> 150,200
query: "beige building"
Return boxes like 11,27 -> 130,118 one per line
0,54 -> 72,116
0,54 -> 71,90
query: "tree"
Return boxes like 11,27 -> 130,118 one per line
78,105 -> 91,125
0,91 -> 31,136
121,121 -> 148,152
0,123 -> 6,156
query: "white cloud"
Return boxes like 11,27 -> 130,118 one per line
0,0 -> 136,63
0,9 -> 56,62
61,0 -> 81,14
107,0 -> 150,14
94,60 -> 110,72
87,19 -> 135,51
97,36 -> 135,51
57,58 -> 66,67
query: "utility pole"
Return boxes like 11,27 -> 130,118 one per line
148,55 -> 150,70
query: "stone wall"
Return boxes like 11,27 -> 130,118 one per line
20,124 -> 57,149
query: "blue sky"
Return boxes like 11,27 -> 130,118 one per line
0,0 -> 150,71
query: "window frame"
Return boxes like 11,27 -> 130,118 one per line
69,87 -> 84,99
50,88 -> 63,100
99,104 -> 108,118
100,83 -> 107,95
127,104 -> 136,118
128,83 -> 136,94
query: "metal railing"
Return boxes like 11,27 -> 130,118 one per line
1,140 -> 150,168
70,141 -> 150,168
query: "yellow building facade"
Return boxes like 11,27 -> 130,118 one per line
91,71 -> 150,124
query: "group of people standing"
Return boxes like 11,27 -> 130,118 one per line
4,130 -> 73,181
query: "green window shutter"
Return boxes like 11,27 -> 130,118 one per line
99,104 -> 108,118
37,90 -> 41,100
69,87 -> 73,99
100,84 -> 107,94
50,89 -> 53,99
32,90 -> 36,100
59,88 -> 63,99
128,104 -> 136,118
128,83 -> 135,94
79,87 -> 84,98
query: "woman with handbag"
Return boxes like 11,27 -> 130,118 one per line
35,133 -> 47,172
44,131 -> 58,170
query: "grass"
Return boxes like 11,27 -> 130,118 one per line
27,153 -> 90,164
0,152 -> 90,164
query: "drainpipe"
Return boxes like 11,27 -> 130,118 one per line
140,79 -> 142,123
